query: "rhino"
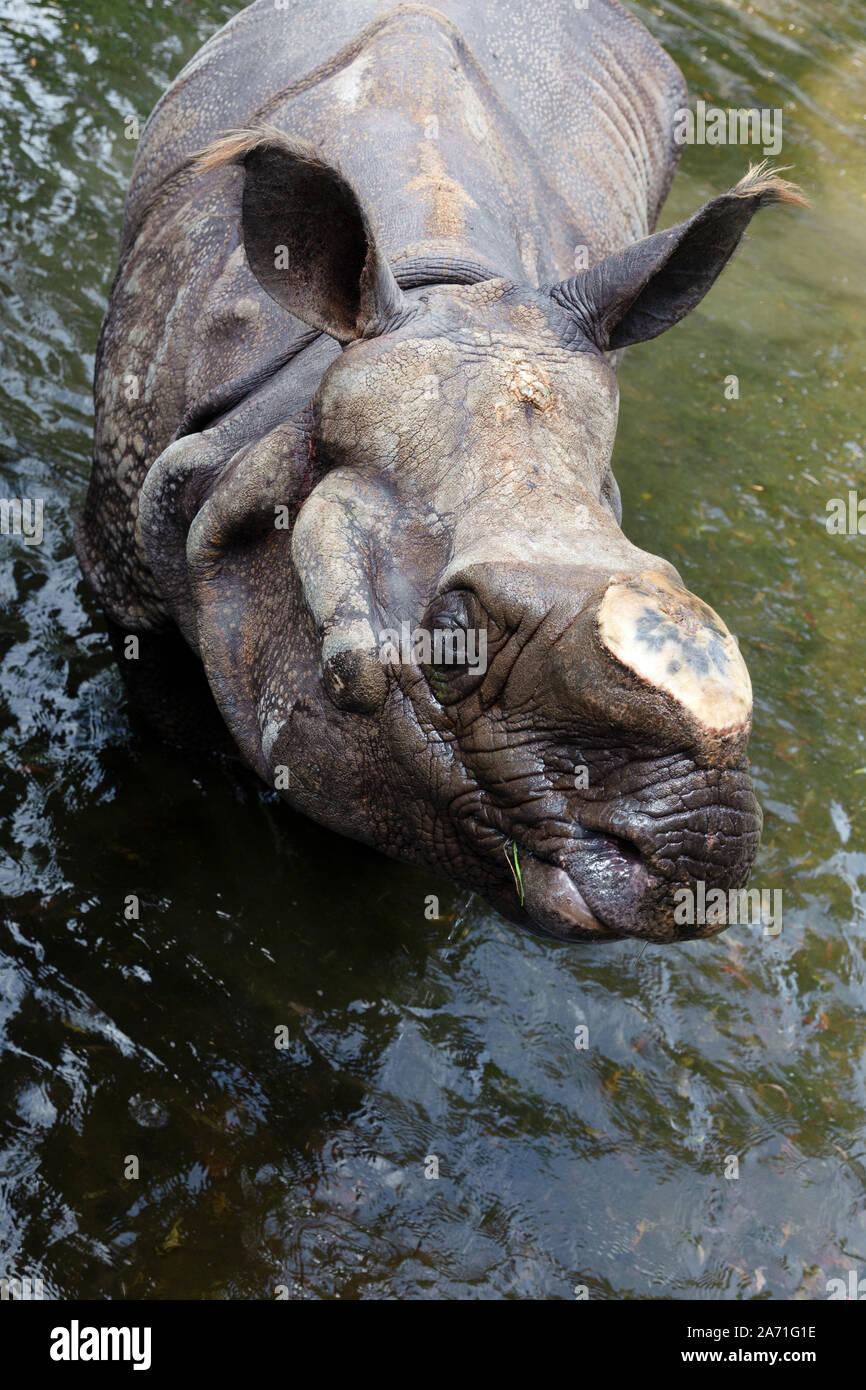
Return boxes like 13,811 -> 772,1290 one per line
76,0 -> 805,943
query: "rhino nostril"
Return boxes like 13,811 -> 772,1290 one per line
579,824 -> 644,866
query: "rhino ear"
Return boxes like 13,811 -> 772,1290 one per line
196,126 -> 405,344
552,164 -> 807,351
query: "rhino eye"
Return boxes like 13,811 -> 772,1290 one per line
420,590 -> 488,704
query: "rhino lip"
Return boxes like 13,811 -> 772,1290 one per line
516,834 -> 647,942
518,851 -> 613,940
463,813 -> 647,941
501,817 -> 686,942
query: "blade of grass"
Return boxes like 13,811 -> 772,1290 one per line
512,844 -> 524,906
502,841 -> 524,906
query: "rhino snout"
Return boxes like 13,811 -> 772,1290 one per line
425,561 -> 761,942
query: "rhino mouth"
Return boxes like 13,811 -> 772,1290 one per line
504,832 -> 735,945
447,737 -> 763,944
516,835 -> 646,942
470,787 -> 757,945
517,850 -> 614,940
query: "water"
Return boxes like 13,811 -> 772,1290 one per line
0,0 -> 864,1300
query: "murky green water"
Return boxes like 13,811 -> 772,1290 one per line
1,0 -> 864,1300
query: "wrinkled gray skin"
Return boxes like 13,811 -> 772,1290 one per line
77,0 -> 805,943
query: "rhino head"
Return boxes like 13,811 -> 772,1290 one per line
140,131 -> 806,944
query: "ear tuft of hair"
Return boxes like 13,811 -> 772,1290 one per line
193,124 -> 324,176
730,160 -> 809,209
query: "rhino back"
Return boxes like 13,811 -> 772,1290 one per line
128,0 -> 685,260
